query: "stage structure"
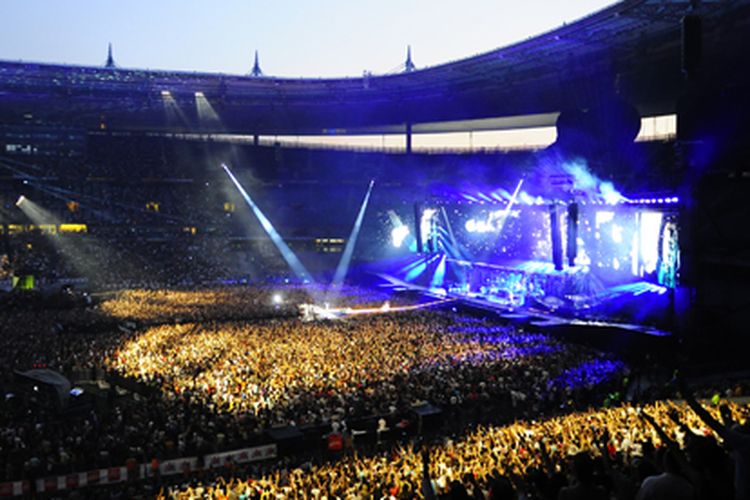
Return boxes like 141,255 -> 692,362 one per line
378,182 -> 682,332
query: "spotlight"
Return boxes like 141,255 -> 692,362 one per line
391,225 -> 410,248
272,293 -> 283,305
15,195 -> 26,207
160,90 -> 171,97
195,91 -> 221,123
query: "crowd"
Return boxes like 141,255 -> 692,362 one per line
157,396 -> 749,499
1,231 -> 296,290
106,311 -> 625,426
0,286 -> 628,486
2,284 -> 747,498
95,285 -> 409,324
0,286 -> 413,379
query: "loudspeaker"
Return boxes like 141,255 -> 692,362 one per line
567,203 -> 579,267
549,204 -> 564,271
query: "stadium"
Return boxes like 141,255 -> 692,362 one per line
1,1 -> 749,498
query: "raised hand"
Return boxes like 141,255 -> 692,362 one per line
719,404 -> 734,426
666,406 -> 682,426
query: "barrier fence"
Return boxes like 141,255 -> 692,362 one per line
0,444 -> 276,497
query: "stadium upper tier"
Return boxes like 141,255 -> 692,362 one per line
0,0 -> 748,134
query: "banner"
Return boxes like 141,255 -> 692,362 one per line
0,444 -> 276,497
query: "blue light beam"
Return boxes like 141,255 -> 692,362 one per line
440,206 -> 468,260
429,253 -> 447,289
498,178 -> 524,233
332,180 -> 375,288
405,254 -> 440,282
222,163 -> 313,283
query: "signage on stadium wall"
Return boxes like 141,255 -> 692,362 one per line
158,444 -> 277,475
0,444 -> 277,497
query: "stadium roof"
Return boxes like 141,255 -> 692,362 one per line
0,0 -> 748,135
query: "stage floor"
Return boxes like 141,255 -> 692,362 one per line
375,272 -> 672,338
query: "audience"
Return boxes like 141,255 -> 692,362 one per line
107,310 -> 624,426
155,398 -> 748,499
0,286 -> 627,489
0,286 -> 746,498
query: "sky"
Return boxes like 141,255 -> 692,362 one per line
1,0 -> 615,78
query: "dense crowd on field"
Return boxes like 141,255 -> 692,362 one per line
96,285 -> 415,323
0,285 -> 747,499
106,312 -> 624,426
0,287 -> 628,486
0,286 -> 419,379
157,397 -> 749,500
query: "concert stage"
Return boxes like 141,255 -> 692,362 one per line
375,269 -> 673,339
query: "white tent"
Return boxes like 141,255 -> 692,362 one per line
14,369 -> 72,407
